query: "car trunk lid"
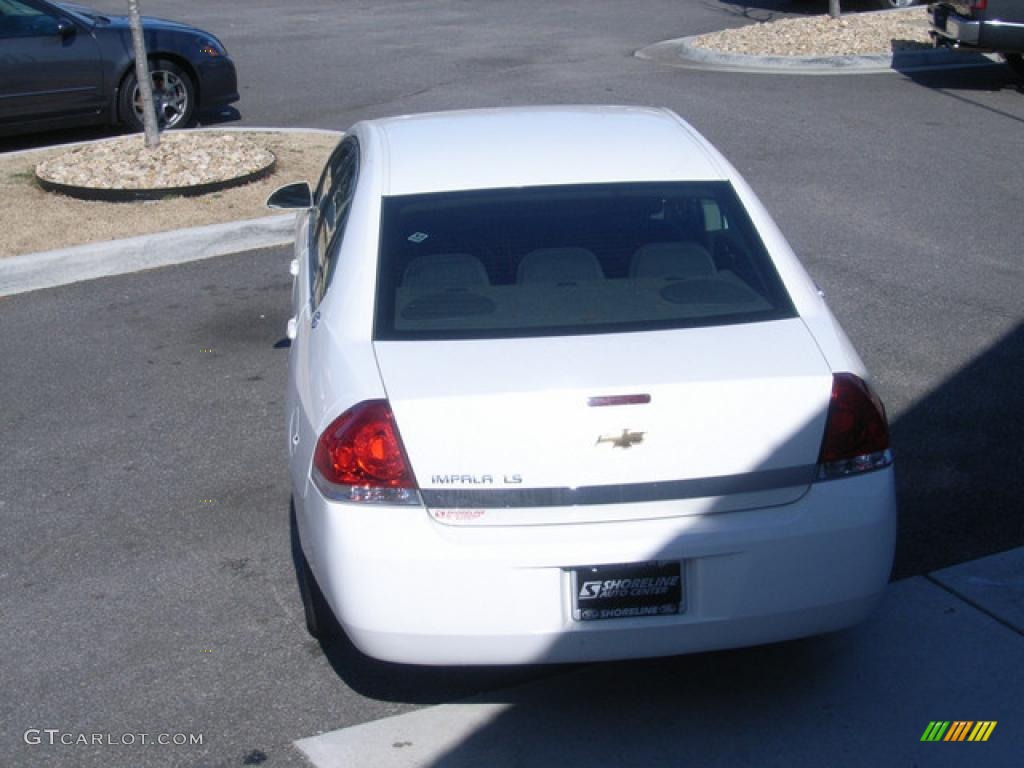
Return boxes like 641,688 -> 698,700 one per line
373,318 -> 832,526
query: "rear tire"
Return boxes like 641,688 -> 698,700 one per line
1004,53 -> 1024,79
290,501 -> 339,640
877,0 -> 916,7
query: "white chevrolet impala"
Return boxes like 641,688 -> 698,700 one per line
268,106 -> 896,666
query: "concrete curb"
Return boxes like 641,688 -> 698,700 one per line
0,214 -> 295,297
636,35 -> 1001,76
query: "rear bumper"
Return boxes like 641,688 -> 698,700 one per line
929,5 -> 1024,51
929,6 -> 982,47
296,468 -> 897,665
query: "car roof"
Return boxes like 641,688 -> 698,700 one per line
360,106 -> 729,196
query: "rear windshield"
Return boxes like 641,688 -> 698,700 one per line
374,181 -> 796,340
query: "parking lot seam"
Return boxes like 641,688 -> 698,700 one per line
924,573 -> 1024,637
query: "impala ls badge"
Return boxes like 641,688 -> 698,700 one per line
596,429 -> 645,449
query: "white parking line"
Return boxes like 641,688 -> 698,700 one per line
295,701 -> 512,768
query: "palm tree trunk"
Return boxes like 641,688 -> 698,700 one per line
126,0 -> 159,148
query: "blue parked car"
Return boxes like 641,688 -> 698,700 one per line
0,0 -> 238,137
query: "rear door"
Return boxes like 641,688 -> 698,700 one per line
288,137 -> 360,490
0,1 -> 103,125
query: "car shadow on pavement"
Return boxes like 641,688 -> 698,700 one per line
0,107 -> 242,154
715,0 -> 898,19
890,321 -> 1024,578
0,125 -> 115,154
202,106 -> 242,127
893,47 -> 1024,99
318,625 -> 574,706
710,0 -> 800,23
894,56 -> 1024,128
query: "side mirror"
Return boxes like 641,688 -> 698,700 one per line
57,20 -> 76,40
266,182 -> 312,210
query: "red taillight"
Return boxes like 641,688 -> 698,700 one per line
817,373 -> 892,479
970,1 -> 988,11
312,400 -> 419,503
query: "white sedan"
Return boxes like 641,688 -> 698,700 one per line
268,106 -> 896,666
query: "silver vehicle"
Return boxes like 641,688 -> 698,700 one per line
929,0 -> 1024,76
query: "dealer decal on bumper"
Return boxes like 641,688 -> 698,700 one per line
571,561 -> 684,621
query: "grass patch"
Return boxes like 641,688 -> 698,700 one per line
0,130 -> 338,258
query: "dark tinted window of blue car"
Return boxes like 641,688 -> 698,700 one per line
0,0 -> 61,38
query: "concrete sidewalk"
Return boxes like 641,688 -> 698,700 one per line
296,548 -> 1023,768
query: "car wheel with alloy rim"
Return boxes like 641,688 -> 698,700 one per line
119,58 -> 195,131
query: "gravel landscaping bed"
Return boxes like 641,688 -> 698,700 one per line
690,8 -> 932,57
35,132 -> 276,191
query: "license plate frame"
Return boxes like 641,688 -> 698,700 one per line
570,560 -> 684,622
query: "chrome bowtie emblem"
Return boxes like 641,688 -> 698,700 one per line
596,429 -> 645,449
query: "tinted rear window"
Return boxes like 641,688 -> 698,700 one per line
374,182 -> 796,340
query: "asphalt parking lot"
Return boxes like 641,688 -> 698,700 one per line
2,1 -> 1023,766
